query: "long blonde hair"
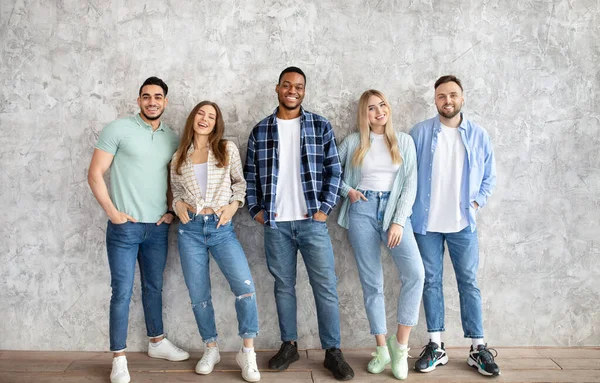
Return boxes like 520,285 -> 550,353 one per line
352,89 -> 402,167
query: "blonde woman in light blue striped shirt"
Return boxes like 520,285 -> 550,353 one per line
337,90 -> 425,380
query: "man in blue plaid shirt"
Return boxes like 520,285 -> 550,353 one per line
244,67 -> 354,381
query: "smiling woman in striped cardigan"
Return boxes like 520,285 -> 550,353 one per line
337,90 -> 425,380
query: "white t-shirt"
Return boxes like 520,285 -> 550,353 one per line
275,117 -> 308,221
357,133 -> 400,191
193,163 -> 208,198
427,124 -> 469,233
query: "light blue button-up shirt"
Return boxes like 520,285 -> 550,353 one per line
409,114 -> 496,235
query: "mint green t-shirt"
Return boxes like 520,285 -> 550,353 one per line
95,114 -> 179,223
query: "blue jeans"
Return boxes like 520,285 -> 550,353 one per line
178,214 -> 258,343
348,191 -> 425,334
264,219 -> 341,349
414,226 -> 484,338
106,221 -> 169,351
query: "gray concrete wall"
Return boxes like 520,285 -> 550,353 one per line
1,0 -> 599,352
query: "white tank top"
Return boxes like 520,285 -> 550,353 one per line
193,163 -> 208,198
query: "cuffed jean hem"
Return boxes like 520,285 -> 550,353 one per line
148,333 -> 164,340
240,332 -> 258,339
281,335 -> 298,343
465,334 -> 484,339
370,331 -> 387,336
203,337 -> 218,344
427,328 -> 445,332
397,321 -> 418,327
111,347 -> 127,353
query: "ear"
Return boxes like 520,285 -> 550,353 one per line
275,84 -> 280,94
137,96 -> 141,108
164,96 -> 169,108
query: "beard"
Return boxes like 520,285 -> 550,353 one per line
437,103 -> 462,119
141,109 -> 164,121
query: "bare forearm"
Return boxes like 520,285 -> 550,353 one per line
88,172 -> 118,218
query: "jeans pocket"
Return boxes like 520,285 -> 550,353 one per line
109,219 -> 129,226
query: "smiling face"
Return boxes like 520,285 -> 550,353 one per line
137,84 -> 167,122
367,95 -> 389,132
435,81 -> 464,119
276,72 -> 305,111
193,104 -> 217,137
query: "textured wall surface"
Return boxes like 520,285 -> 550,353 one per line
1,0 -> 599,352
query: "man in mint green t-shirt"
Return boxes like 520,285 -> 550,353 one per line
88,77 -> 188,383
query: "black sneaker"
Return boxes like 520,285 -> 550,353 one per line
414,341 -> 449,372
324,348 -> 355,381
468,344 -> 501,376
268,341 -> 300,370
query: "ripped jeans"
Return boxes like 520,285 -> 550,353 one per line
178,213 -> 259,343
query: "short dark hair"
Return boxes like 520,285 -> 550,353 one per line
434,75 -> 463,92
139,76 -> 168,96
278,66 -> 306,85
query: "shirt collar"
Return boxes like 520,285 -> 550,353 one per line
135,113 -> 165,131
185,142 -> 212,158
271,106 -> 307,123
435,112 -> 467,132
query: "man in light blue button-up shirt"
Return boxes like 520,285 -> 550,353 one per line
410,75 -> 500,377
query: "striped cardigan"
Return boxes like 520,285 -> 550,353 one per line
336,131 -> 418,231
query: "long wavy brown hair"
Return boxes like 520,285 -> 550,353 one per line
174,101 -> 228,175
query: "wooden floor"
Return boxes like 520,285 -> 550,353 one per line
1,347 -> 599,383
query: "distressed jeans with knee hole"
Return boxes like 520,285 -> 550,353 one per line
178,213 -> 259,343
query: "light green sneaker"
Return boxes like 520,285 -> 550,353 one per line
387,335 -> 409,380
367,345 -> 391,374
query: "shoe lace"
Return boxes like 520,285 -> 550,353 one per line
370,351 -> 382,362
419,343 -> 436,360
113,358 -> 128,374
163,339 -> 184,353
329,348 -> 346,365
478,345 -> 498,364
242,351 -> 258,372
201,347 -> 219,365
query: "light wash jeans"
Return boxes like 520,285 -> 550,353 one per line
106,220 -> 169,351
414,226 -> 484,338
264,218 -> 341,349
178,213 -> 259,343
348,190 -> 425,334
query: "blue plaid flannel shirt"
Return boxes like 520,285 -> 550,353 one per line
244,107 -> 342,228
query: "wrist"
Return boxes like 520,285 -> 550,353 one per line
166,210 -> 176,217
107,208 -> 120,219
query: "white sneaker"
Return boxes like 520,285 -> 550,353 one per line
236,347 -> 261,382
147,338 -> 190,361
110,356 -> 130,383
195,345 -> 221,375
